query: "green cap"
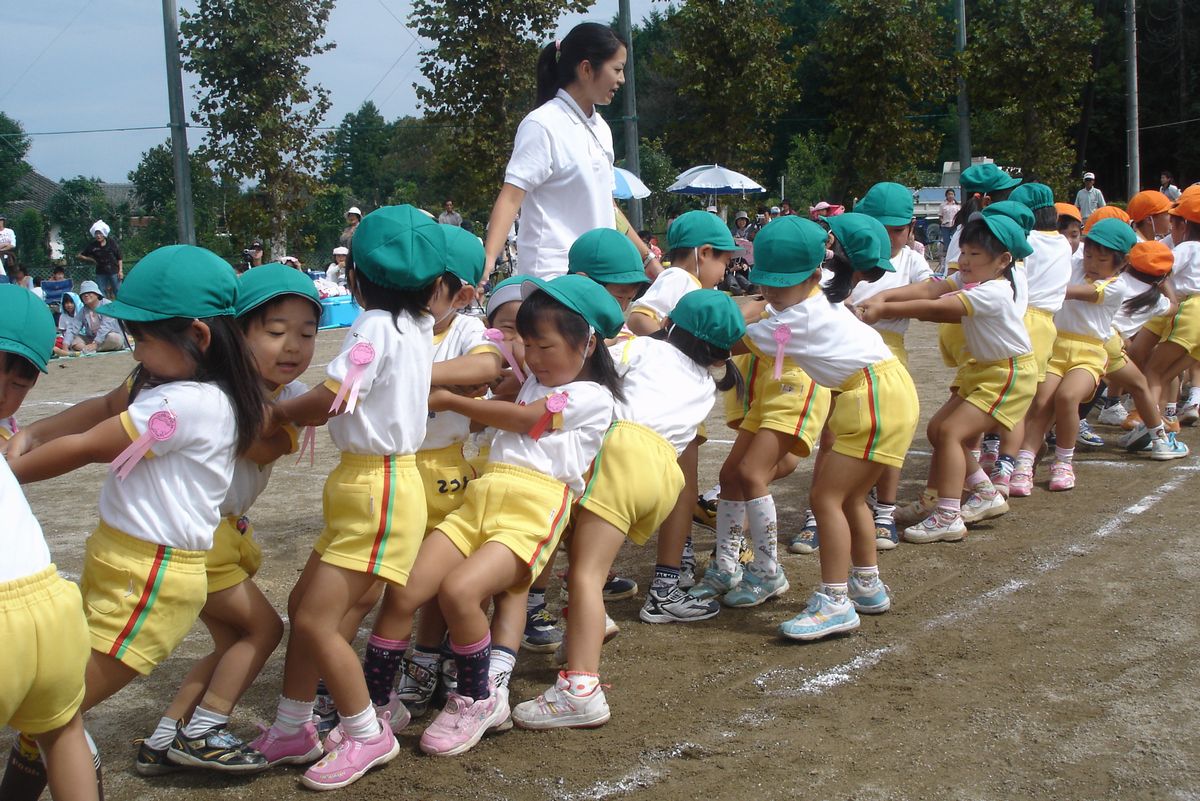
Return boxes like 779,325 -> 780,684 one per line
982,201 -> 1035,236
1010,182 -> 1055,211
521,275 -> 625,339
855,182 -> 914,226
825,213 -> 894,272
979,214 -> 1033,260
1084,217 -> 1138,255
0,284 -> 56,373
101,244 -> 238,322
486,275 -> 530,319
236,263 -> 321,318
666,210 -> 740,252
568,228 -> 648,285
669,289 -> 746,350
351,205 -> 446,290
442,225 -> 485,286
748,216 -> 828,287
960,163 -> 1022,195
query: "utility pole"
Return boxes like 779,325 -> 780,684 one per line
618,0 -> 642,229
955,0 -> 971,180
1125,0 -> 1140,197
162,0 -> 196,245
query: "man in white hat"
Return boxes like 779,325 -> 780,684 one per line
326,245 -> 349,286
1074,172 -> 1106,221
77,220 -> 122,299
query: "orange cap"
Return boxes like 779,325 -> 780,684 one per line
1129,240 -> 1174,277
1127,190 -> 1172,222
1169,187 -> 1200,223
1083,205 -> 1131,233
1054,202 -> 1082,223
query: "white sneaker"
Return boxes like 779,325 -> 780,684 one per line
1181,402 -> 1200,426
960,490 -> 1009,524
1098,402 -> 1129,426
512,673 -> 611,730
903,510 -> 967,544
1150,432 -> 1190,461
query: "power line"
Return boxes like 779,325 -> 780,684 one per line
1139,116 -> 1200,132
0,0 -> 97,103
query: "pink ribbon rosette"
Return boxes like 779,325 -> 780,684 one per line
296,426 -> 317,466
484,328 -> 525,382
772,324 -> 792,380
529,392 -> 568,441
110,409 -> 176,480
329,340 -> 376,415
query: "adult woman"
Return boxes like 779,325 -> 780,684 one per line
482,23 -> 658,282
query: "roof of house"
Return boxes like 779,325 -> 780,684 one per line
4,171 -> 137,216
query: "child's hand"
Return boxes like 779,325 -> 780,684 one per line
856,300 -> 882,325
447,383 -> 490,398
491,371 -> 523,401
1,430 -> 36,458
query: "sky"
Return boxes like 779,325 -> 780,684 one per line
3,0 -> 661,184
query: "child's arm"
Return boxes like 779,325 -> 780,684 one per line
429,388 -> 549,433
431,352 -> 504,387
242,425 -> 297,466
1065,283 -> 1102,304
275,384 -> 341,427
869,279 -> 954,304
2,383 -> 130,457
7,415 -> 132,483
626,312 -> 662,337
859,294 -> 967,325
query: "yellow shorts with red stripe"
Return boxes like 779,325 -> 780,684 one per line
417,443 -> 478,534
1024,306 -> 1058,382
0,566 -> 90,734
436,463 -> 573,593
577,422 -> 683,546
314,453 -> 425,586
829,358 -> 919,468
879,331 -> 909,368
82,522 -> 207,676
939,322 -> 967,371
1046,332 -> 1108,385
1104,331 -> 1127,374
956,352 -> 1038,430
1162,294 -> 1200,360
723,353 -> 831,457
206,516 -> 262,594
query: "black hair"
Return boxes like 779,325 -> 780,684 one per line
822,239 -> 855,303
515,289 -> 624,401
988,187 -> 1015,203
346,254 -> 436,331
124,316 -> 267,456
637,229 -> 652,240
440,271 -> 464,296
237,294 -> 321,332
959,219 -> 1017,298
1057,215 -> 1081,234
1184,220 -> 1200,243
1122,267 -> 1168,316
536,23 -> 626,106
1033,206 -> 1058,231
1,351 -> 38,381
953,193 -> 985,228
666,247 -> 694,265
651,326 -> 744,400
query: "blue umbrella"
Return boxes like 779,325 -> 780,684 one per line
613,167 -> 651,200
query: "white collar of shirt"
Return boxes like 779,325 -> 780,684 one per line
556,88 -> 596,126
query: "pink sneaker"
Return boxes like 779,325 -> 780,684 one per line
322,695 -> 411,751
419,690 -> 508,757
989,470 -> 1011,499
1048,461 -> 1075,491
301,718 -> 399,791
250,720 -> 323,766
1008,461 -> 1034,497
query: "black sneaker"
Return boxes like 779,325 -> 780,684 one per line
134,739 -> 180,777
313,692 -> 339,738
396,657 -> 439,719
168,726 -> 268,774
638,586 -> 720,624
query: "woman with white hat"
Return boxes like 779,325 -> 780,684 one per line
339,207 -> 363,249
326,246 -> 349,286
77,220 -> 122,299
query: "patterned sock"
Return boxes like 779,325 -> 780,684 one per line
146,716 -> 179,750
1151,422 -> 1167,437
744,495 -> 779,576
873,502 -> 896,525
650,564 -> 680,594
488,646 -> 517,688
714,499 -> 747,573
1166,402 -> 1177,417
410,644 -> 441,673
1054,446 -> 1074,463
993,455 -> 1016,478
273,696 -> 315,735
937,497 -> 961,516
563,670 -> 601,697
182,706 -> 228,738
850,564 -> 880,586
1016,449 -> 1036,468
821,582 -> 849,603
84,728 -> 102,800
804,508 -> 818,528
965,468 -> 992,491
0,734 -> 46,801
340,705 -> 382,742
451,633 -> 491,701
526,590 -> 546,613
363,634 -> 408,706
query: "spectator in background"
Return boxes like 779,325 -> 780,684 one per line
438,200 -> 463,227
731,210 -> 753,240
780,199 -> 795,216
326,246 -> 349,286
1160,171 -> 1182,202
339,206 -> 362,248
11,264 -> 33,290
638,229 -> 662,260
768,205 -> 781,221
1074,172 -> 1106,220
77,220 -> 122,298
0,213 -> 15,276
939,188 -> 960,254
63,280 -> 124,353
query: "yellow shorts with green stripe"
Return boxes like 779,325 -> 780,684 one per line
314,453 -> 425,586
206,516 -> 262,594
82,522 -> 207,676
1143,311 -> 1172,340
829,358 -> 919,468
1024,306 -> 1058,382
577,422 -> 683,546
1046,332 -> 1108,384
879,330 -> 909,368
436,463 -> 573,593
0,566 -> 89,734
416,444 -> 478,534
1162,294 -> 1200,360
723,353 -> 831,457
956,352 -> 1038,430
1103,331 -> 1127,374
939,322 -> 967,371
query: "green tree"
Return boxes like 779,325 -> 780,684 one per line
127,141 -> 223,255
180,0 -> 335,256
15,209 -> 47,268
631,137 -> 689,231
45,177 -> 113,263
409,0 -> 591,210
781,131 -> 837,208
0,112 -> 31,206
324,101 -> 394,209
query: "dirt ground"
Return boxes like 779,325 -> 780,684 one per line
8,319 -> 1200,801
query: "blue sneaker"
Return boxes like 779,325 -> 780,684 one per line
779,592 -> 860,641
1150,432 -> 1190,461
1076,419 -> 1105,447
848,574 -> 891,614
874,519 -> 898,550
601,574 -> 639,601
788,519 -> 819,554
521,604 -> 562,653
721,568 -> 789,608
687,564 -> 742,600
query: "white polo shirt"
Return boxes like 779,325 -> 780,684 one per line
1054,263 -> 1136,341
628,267 -> 703,326
1113,274 -> 1171,339
325,309 -> 434,456
505,89 -> 616,279
0,456 -> 51,583
1167,241 -> 1200,296
423,314 -> 501,451
847,247 -> 934,335
1025,230 -> 1073,313
947,273 -> 1032,361
221,380 -> 306,518
610,336 -> 715,455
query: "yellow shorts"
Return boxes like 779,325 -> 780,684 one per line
82,522 -> 207,676
0,566 -> 89,734
417,444 -> 478,534
956,352 -> 1038,430
577,422 -> 683,546
314,453 -> 425,586
1163,295 -> 1200,360
1024,307 -> 1058,382
829,359 -> 919,468
1143,311 -> 1172,340
1046,332 -> 1108,384
939,322 -> 967,370
437,463 -> 573,593
1104,331 -> 1127,374
879,330 -> 909,368
724,353 -> 831,457
206,516 -> 262,594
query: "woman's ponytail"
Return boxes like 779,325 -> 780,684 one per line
536,22 -> 625,107
535,41 -> 560,106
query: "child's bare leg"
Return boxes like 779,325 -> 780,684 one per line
36,714 -> 99,801
565,513 -> 626,674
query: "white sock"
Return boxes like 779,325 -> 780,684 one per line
851,564 -> 880,585
273,696 -> 315,734
145,716 -> 178,750
1188,387 -> 1200,406
714,500 -> 746,573
182,706 -> 229,738
744,495 -> 779,576
488,647 -> 517,688
1166,402 -> 1177,417
340,705 -> 383,741
563,670 -> 600,697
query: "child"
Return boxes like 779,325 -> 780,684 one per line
251,206 -> 442,790
1056,203 -> 1083,253
62,280 -> 124,354
569,226 -> 650,319
2,246 -> 266,798
136,264 -> 322,775
52,292 -> 82,358
859,215 -> 1035,543
513,289 -> 744,729
1127,190 -> 1173,242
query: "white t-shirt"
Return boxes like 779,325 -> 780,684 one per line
423,314 -> 501,451
100,382 -> 237,551
505,90 -> 616,279
0,227 -> 15,252
1167,241 -> 1200,296
0,456 -> 52,583
1053,263 -> 1136,341
947,274 -> 1032,361
745,293 -> 893,389
847,247 -> 933,335
610,336 -> 715,455
326,263 -> 347,286
221,381 -> 306,517
628,267 -> 703,325
490,378 -> 613,494
326,309 -> 434,456
1025,230 -> 1073,313
945,226 -> 962,267
1112,274 -> 1171,339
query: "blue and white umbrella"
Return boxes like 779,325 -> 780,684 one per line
613,167 -> 651,200
667,164 -> 766,196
